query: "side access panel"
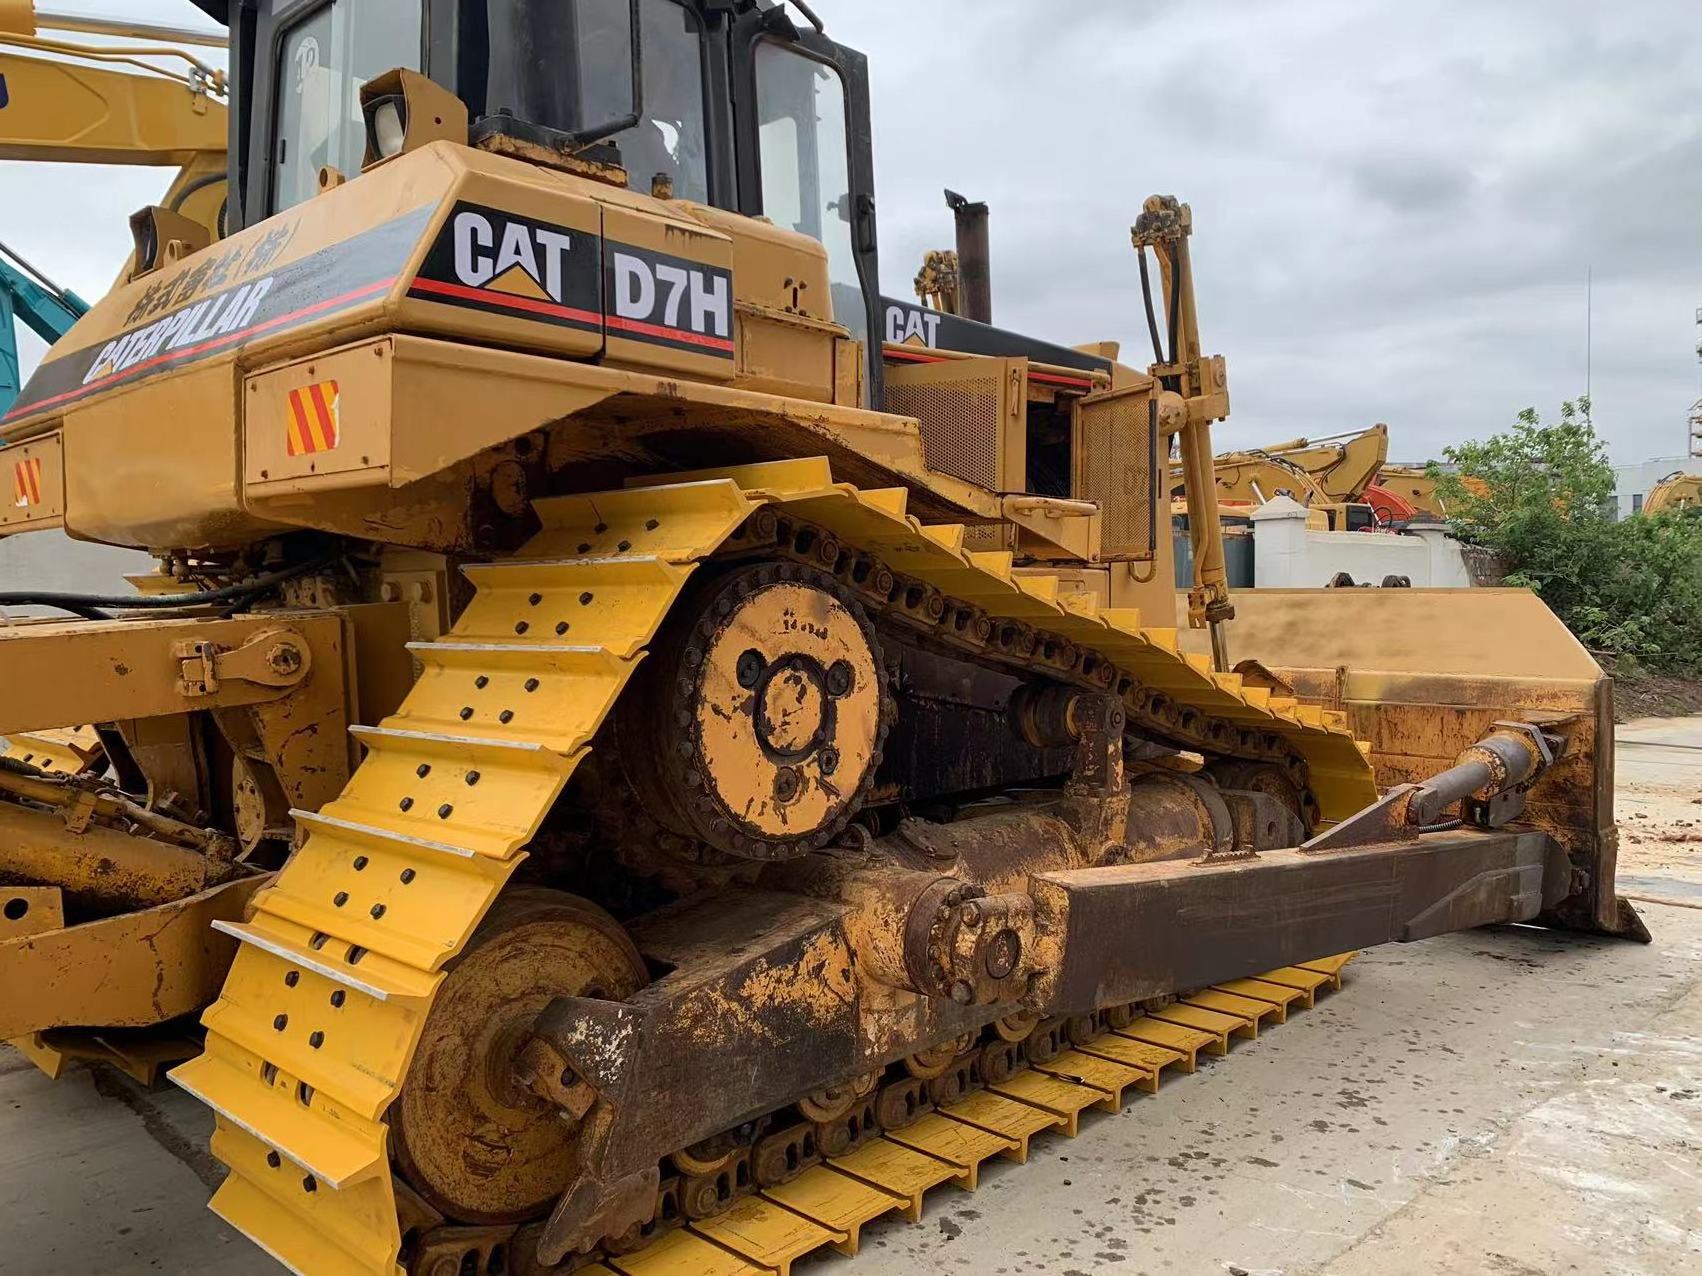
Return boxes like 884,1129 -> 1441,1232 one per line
0,433 -> 64,533
882,356 -> 1028,493
1073,387 -> 1160,563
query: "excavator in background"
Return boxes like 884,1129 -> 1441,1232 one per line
0,1 -> 230,237
1376,461 -> 1478,521
1182,424 -> 1479,531
1177,425 -> 1395,531
1,239 -> 86,412
0,3 -> 229,566
0,3 -> 1644,1273
1643,471 -> 1702,515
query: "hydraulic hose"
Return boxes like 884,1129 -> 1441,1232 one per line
0,552 -> 339,617
1138,249 -> 1166,366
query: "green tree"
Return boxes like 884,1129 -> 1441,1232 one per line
1433,398 -> 1702,672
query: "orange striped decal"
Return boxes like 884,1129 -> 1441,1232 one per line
285,380 -> 341,457
11,457 -> 43,508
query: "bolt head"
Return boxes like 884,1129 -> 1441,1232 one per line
825,660 -> 854,698
948,980 -> 975,1005
737,649 -> 767,689
267,644 -> 303,675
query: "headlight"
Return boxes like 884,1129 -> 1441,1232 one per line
366,95 -> 408,161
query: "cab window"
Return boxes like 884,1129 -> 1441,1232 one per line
754,41 -> 864,347
469,0 -> 709,204
613,0 -> 709,202
271,3 -> 423,212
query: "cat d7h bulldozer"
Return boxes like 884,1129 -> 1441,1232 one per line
0,2 -> 1646,1273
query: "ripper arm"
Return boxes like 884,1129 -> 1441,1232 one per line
1133,196 -> 1234,667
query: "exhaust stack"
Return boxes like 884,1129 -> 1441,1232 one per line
946,189 -> 992,324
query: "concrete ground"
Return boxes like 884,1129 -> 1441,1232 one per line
4,720 -> 1700,1276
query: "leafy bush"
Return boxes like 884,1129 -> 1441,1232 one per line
1433,398 -> 1702,672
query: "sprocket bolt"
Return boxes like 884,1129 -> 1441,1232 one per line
825,660 -> 854,697
737,649 -> 767,689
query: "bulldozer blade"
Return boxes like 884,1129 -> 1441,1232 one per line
0,875 -> 263,1041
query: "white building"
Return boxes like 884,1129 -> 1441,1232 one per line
1247,497 -> 1476,589
1613,455 -> 1698,520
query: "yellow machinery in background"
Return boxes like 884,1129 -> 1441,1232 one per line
1185,425 -> 1478,529
1644,471 -> 1702,514
0,1 -> 230,241
0,3 -> 1644,1274
1180,425 -> 1392,531
0,2 -> 229,412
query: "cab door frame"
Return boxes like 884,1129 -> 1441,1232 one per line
729,9 -> 884,404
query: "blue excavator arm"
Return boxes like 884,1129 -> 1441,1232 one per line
1,241 -> 88,413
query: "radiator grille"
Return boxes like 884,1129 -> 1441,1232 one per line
884,369 -> 1005,491
1077,393 -> 1158,561
961,524 -> 1011,551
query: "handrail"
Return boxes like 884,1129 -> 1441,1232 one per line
2,29 -> 226,95
35,7 -> 226,49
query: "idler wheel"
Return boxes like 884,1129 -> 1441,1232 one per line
391,889 -> 648,1224
624,563 -> 891,861
903,1033 -> 974,1080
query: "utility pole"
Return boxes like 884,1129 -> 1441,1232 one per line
1690,306 -> 1701,459
1585,267 -> 1593,404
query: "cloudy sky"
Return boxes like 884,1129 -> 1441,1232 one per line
8,0 -> 1700,464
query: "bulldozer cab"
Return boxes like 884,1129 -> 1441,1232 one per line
218,0 -> 1144,515
224,0 -> 883,357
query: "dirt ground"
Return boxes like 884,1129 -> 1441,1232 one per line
1613,715 -> 1702,908
1611,670 -> 1702,723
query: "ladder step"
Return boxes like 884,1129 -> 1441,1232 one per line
208,1119 -> 403,1275
259,814 -> 518,975
213,918 -> 439,1003
336,726 -> 579,860
394,642 -> 633,755
174,1045 -> 386,1189
196,945 -> 417,1121
529,479 -> 758,563
456,558 -> 695,658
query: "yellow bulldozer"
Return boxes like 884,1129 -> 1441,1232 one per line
0,3 -> 1646,1274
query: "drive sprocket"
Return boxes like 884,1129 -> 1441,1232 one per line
622,562 -> 892,861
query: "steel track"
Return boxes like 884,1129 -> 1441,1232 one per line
171,458 -> 1377,1274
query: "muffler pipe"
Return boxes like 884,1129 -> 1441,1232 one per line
946,189 -> 992,324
